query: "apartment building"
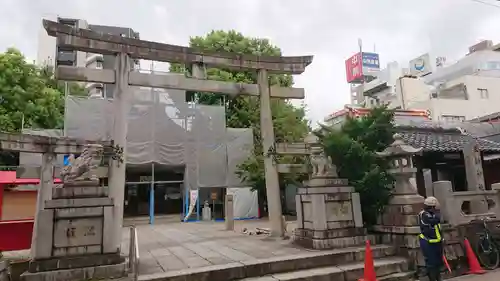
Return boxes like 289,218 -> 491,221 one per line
37,17 -> 140,99
349,41 -> 500,122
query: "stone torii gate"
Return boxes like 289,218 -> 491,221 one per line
42,19 -> 313,238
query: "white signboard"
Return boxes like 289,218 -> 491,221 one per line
183,189 -> 199,221
409,53 -> 432,77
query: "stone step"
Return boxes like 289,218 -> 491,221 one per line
294,233 -> 379,250
237,257 -> 411,281
138,244 -> 399,281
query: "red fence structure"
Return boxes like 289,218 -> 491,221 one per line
0,219 -> 34,251
0,171 -> 61,251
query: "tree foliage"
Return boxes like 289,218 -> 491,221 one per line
0,48 -> 88,133
0,48 -> 87,165
0,48 -> 65,132
170,30 -> 310,205
316,106 -> 395,226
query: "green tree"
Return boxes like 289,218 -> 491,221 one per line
39,65 -> 89,97
0,48 -> 88,165
316,106 -> 395,225
0,48 -> 65,132
170,30 -> 310,210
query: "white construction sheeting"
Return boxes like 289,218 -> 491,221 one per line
227,187 -> 259,219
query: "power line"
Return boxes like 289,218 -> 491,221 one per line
469,0 -> 500,9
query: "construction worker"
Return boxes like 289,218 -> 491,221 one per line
418,196 -> 444,281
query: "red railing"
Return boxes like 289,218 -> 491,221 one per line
0,219 -> 33,251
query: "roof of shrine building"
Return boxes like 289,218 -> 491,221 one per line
394,121 -> 500,153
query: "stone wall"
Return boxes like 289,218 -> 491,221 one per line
0,261 -> 9,281
376,225 -> 467,278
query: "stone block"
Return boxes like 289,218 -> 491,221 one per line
102,206 -> 117,254
306,177 -> 350,187
297,185 -> 352,195
351,192 -> 363,228
28,254 -> 123,273
53,217 -> 103,249
294,235 -> 369,249
380,205 -> 419,226
21,261 -> 127,281
326,200 -> 353,222
52,185 -> 107,199
45,197 -> 113,209
372,225 -> 420,235
0,261 -> 8,281
294,228 -> 366,239
54,207 -> 103,219
295,195 -> 304,229
311,194 -> 327,230
390,194 -> 425,205
326,221 -> 355,229
325,193 -> 352,201
32,209 -> 54,260
53,245 -> 102,257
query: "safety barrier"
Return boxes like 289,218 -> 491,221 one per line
432,181 -> 500,226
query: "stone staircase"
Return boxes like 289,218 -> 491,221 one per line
139,243 -> 415,281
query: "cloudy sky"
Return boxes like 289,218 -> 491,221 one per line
1,0 -> 500,124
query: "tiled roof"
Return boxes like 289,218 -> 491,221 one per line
396,124 -> 500,153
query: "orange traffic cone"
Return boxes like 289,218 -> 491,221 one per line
358,240 -> 378,281
464,238 -> 485,274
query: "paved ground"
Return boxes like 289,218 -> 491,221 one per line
120,219 -> 307,275
448,269 -> 500,281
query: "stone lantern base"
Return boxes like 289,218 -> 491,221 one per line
293,176 -> 366,249
372,189 -> 464,270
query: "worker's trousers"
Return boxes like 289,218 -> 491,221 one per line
420,238 -> 443,281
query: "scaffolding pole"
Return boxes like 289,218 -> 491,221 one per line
149,163 -> 155,225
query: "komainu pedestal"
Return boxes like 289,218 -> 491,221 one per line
293,142 -> 365,249
21,145 -> 127,281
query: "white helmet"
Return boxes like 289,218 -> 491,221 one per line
424,196 -> 439,207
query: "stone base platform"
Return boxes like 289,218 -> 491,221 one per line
21,260 -> 127,281
27,253 -> 124,273
374,224 -> 465,272
138,243 -> 409,281
293,227 -> 370,249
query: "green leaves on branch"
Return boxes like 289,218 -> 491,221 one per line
317,106 -> 395,226
0,48 -> 88,134
0,48 -> 62,132
170,30 -> 309,198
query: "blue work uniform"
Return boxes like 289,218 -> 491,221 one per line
418,208 -> 443,281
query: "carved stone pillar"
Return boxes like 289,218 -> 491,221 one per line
293,135 -> 365,249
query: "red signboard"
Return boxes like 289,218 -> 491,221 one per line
345,52 -> 363,83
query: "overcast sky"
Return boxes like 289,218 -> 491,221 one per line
1,0 -> 500,124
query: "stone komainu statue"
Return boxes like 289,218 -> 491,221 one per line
310,147 -> 338,177
60,144 -> 103,183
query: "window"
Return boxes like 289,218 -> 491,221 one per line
95,61 -> 103,68
478,88 -> 489,99
440,115 -> 465,122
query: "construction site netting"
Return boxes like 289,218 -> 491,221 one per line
62,86 -> 254,189
18,85 -> 259,218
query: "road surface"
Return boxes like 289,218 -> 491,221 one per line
449,269 -> 500,281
